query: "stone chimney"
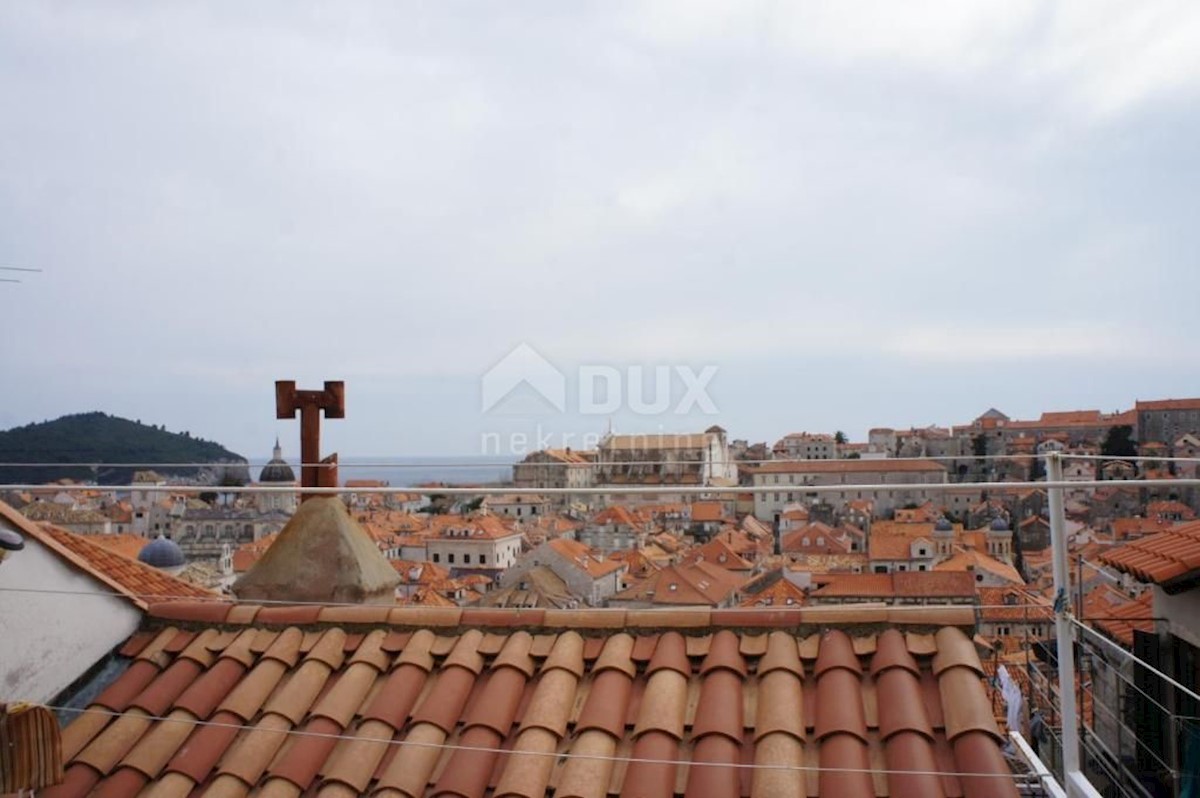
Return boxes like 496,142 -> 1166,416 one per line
233,380 -> 399,604
233,496 -> 399,604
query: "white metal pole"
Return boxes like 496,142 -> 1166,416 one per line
1047,453 -> 1082,790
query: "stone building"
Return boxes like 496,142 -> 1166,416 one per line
500,538 -> 626,606
771,432 -> 838,460
748,459 -> 948,520
595,426 -> 736,488
425,515 -> 524,578
511,448 -> 594,507
1137,398 -> 1200,451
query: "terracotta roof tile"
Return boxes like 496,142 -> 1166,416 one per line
51,605 -> 1024,796
1100,519 -> 1200,586
0,504 -> 215,610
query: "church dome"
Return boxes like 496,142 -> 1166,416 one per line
989,517 -> 1010,532
259,438 -> 296,483
934,517 -> 953,533
139,535 -> 185,569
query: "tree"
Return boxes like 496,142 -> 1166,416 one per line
1029,457 -> 1046,481
1012,526 -> 1026,580
834,430 -> 848,445
218,470 -> 247,506
972,433 -> 988,459
1101,425 -> 1137,459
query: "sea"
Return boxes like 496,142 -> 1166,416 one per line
333,455 -> 516,487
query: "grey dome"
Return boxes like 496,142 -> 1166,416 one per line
139,535 -> 185,568
259,438 -> 295,483
259,459 -> 296,483
934,517 -> 953,532
990,517 -> 1010,532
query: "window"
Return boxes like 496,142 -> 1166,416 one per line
480,554 -> 487,564
463,554 -> 471,564
449,553 -> 455,564
432,553 -> 440,563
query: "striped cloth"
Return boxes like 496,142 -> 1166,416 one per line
0,703 -> 63,792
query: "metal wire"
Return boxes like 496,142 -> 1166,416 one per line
5,477 -> 1200,495
0,584 -> 1059,613
7,450 -> 1191,470
1073,618 -> 1200,706
37,702 -> 1046,781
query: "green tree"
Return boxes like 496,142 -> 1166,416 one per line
1029,457 -> 1046,481
834,430 -> 848,445
1101,425 -> 1137,459
1012,526 -> 1026,580
972,433 -> 988,459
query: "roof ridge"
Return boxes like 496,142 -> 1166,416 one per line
142,600 -> 977,631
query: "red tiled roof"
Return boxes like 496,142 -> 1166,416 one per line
740,577 -> 808,607
546,538 -> 625,579
1146,500 -> 1196,520
682,537 -> 755,571
232,532 -> 279,573
398,585 -> 460,607
591,505 -> 641,528
50,602 -> 1018,798
614,560 -> 746,606
811,571 -> 975,600
1099,520 -> 1200,586
85,533 -> 151,561
430,513 -> 521,541
1135,398 -> 1200,411
935,550 -> 1025,585
689,500 -> 725,523
0,502 -> 213,609
1089,591 -> 1155,646
977,587 -> 1052,622
345,479 -> 390,488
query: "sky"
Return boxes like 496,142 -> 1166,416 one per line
2,1 -> 1199,460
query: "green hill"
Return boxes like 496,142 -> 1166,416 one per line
0,412 -> 247,485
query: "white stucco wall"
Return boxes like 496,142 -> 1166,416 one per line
1154,585 -> 1200,651
0,533 -> 141,703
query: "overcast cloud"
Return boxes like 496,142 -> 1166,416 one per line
2,1 -> 1198,459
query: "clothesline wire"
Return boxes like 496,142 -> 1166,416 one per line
6,477 -> 1200,495
38,702 -> 1044,781
1072,618 -> 1200,706
0,583 -> 1057,613
5,451 -> 1164,469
